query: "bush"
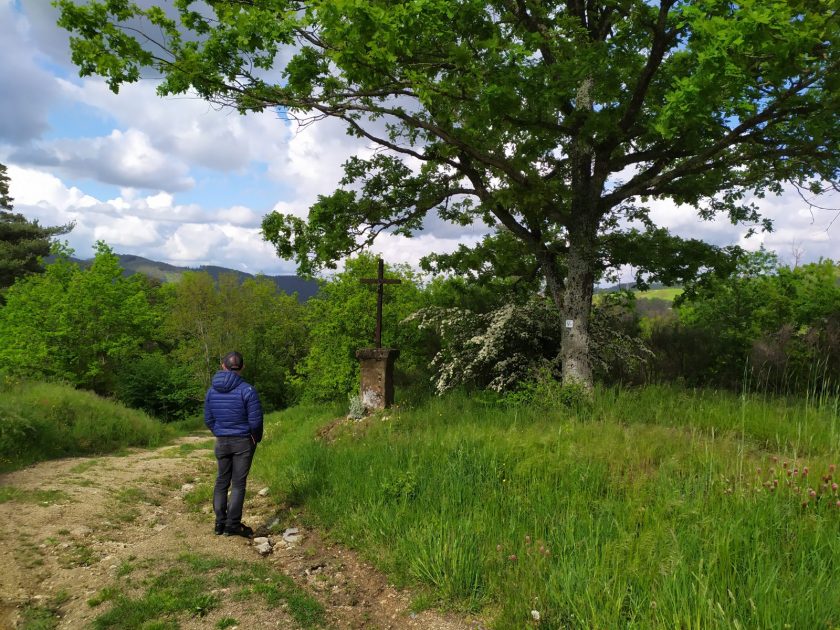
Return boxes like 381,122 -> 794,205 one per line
410,293 -> 652,393
644,254 -> 840,393
115,353 -> 203,421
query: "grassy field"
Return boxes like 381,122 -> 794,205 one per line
0,380 -> 199,471
253,386 -> 840,629
635,287 -> 683,302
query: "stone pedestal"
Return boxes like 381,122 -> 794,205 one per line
355,348 -> 399,410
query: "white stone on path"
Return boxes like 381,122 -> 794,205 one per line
253,537 -> 273,556
258,487 -> 270,497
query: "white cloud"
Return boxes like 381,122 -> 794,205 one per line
6,164 -> 299,273
214,205 -> 262,227
371,233 -> 484,269
92,215 -> 161,247
642,188 -> 840,267
58,78 -> 294,176
12,128 -> 195,191
163,224 -> 227,261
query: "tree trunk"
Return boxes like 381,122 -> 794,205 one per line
560,220 -> 597,390
561,73 -> 600,391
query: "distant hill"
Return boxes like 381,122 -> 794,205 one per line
69,254 -> 320,301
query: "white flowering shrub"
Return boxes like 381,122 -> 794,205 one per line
408,293 -> 652,394
407,296 -> 562,394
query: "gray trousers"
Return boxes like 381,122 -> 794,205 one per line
213,436 -> 256,529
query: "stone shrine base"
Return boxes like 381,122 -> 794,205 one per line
355,348 -> 399,410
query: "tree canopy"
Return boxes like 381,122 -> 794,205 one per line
0,163 -> 73,292
57,0 -> 840,388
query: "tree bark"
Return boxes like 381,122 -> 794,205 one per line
560,217 -> 597,389
560,74 -> 600,391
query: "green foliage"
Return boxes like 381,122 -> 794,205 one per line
647,251 -> 840,390
55,0 -> 840,388
163,272 -> 308,410
114,353 -> 201,422
256,386 -> 840,627
420,228 -> 545,312
0,163 -> 73,293
0,242 -> 159,393
295,253 -> 428,401
0,381 -> 170,471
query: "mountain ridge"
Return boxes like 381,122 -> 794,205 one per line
72,253 -> 320,301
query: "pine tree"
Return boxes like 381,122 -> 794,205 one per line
0,163 -> 73,290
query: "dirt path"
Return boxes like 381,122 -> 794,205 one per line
0,437 -> 480,630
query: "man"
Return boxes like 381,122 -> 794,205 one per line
204,351 -> 263,537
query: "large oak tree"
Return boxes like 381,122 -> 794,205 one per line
57,0 -> 840,388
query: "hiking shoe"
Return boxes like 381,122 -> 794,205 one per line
214,523 -> 225,535
223,524 -> 254,538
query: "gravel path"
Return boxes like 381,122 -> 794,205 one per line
0,437 -> 479,630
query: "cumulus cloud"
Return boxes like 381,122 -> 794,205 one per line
12,129 -> 195,191
59,78 -> 293,176
6,164 -> 298,273
645,188 -> 840,266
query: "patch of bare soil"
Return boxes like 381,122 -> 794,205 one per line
0,437 -> 482,630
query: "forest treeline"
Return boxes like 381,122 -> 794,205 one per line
0,240 -> 837,421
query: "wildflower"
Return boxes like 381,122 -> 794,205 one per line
531,610 -> 541,622
525,535 -> 531,545
772,456 -> 779,463
773,479 -> 779,487
803,467 -> 809,477
783,461 -> 788,469
793,469 -> 799,476
508,554 -> 518,562
802,501 -> 809,508
836,500 -> 840,508
497,544 -> 503,552
650,600 -> 657,610
756,467 -> 761,475
830,464 -> 837,473
769,467 -> 776,475
833,483 -> 838,492
809,489 -> 817,498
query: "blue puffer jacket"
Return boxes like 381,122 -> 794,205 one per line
204,370 -> 264,442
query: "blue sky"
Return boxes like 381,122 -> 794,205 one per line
1,0 -> 838,276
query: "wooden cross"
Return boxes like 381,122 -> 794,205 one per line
360,258 -> 401,348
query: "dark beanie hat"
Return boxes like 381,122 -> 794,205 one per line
222,351 -> 244,371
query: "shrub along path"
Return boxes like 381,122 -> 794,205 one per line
0,436 -> 477,629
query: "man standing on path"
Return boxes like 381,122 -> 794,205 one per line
204,351 -> 263,538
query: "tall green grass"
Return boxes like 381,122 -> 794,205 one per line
253,386 -> 840,628
0,380 -> 173,471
